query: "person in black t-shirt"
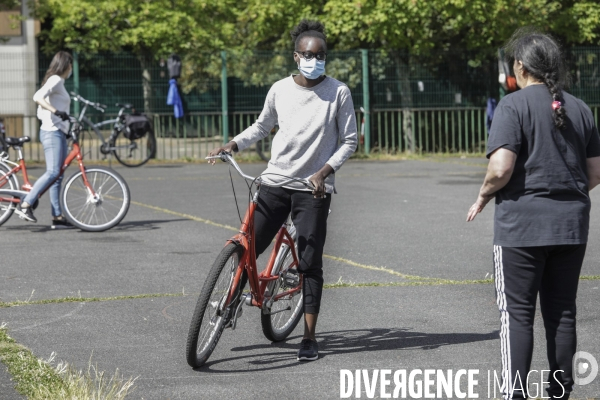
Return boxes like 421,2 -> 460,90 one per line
467,29 -> 600,400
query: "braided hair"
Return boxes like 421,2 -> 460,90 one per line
504,28 -> 569,130
290,20 -> 327,51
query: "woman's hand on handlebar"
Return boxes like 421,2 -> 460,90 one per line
54,110 -> 70,121
207,141 -> 238,165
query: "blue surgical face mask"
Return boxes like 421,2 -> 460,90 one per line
67,69 -> 72,79
298,57 -> 325,80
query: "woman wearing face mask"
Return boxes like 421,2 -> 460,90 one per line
15,51 -> 74,229
208,20 -> 357,361
467,29 -> 600,399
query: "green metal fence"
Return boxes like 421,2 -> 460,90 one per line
6,105 -> 600,163
366,108 -> 488,154
2,48 -> 600,161
36,47 -> 600,112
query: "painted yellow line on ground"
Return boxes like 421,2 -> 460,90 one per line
131,200 -> 440,282
323,254 -> 438,281
130,200 -> 239,231
131,200 -> 600,284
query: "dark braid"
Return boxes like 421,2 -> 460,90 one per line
504,28 -> 569,130
544,73 -> 567,129
290,20 -> 327,50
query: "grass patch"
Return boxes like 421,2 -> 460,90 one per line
323,277 -> 494,290
0,292 -> 184,308
0,324 -> 136,399
580,275 -> 600,280
0,272 -> 595,309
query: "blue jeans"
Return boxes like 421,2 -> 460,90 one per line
23,129 -> 67,217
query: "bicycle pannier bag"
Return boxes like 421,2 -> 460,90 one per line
123,114 -> 152,140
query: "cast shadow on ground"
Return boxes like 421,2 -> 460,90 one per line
111,218 -> 189,231
196,327 -> 499,373
145,164 -> 184,168
2,218 -> 187,233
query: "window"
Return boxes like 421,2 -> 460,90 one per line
0,1 -> 22,37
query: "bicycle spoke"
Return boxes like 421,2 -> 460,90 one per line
196,254 -> 238,354
63,168 -> 129,231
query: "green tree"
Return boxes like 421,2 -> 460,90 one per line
34,0 -> 600,106
322,0 -> 600,52
35,0 -> 237,113
179,0 -> 325,92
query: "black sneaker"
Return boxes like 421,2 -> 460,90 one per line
15,204 -> 37,223
51,218 -> 74,230
297,339 -> 319,361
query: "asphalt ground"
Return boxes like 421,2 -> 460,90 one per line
0,158 -> 599,399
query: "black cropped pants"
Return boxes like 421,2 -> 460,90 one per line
493,244 -> 587,399
253,185 -> 331,314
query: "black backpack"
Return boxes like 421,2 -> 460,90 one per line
123,114 -> 152,140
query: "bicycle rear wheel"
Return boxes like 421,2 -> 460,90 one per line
112,129 -> 156,167
261,243 -> 304,342
61,166 -> 130,232
186,243 -> 247,368
0,162 -> 19,226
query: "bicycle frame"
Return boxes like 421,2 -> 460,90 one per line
73,95 -> 137,154
76,100 -> 120,149
0,135 -> 95,204
225,186 -> 302,311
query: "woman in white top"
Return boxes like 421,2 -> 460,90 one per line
15,51 -> 73,229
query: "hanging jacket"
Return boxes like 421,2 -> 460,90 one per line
167,78 -> 184,118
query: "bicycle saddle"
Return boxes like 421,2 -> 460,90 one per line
4,136 -> 31,145
116,103 -> 133,109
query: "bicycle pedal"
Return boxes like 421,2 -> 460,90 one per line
283,269 -> 300,288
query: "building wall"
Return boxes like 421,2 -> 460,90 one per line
0,1 -> 38,138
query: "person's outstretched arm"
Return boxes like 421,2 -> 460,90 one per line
466,147 -> 517,221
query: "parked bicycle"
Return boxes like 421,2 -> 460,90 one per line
71,93 -> 157,167
0,118 -> 130,231
186,151 -> 311,368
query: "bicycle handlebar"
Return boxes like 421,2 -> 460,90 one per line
206,152 -> 315,190
70,92 -> 106,112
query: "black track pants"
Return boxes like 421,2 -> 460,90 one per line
253,185 -> 331,314
493,244 -> 586,400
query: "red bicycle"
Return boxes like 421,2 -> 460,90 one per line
186,152 -> 311,368
0,119 -> 130,231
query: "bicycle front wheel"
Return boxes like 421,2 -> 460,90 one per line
112,130 -> 156,167
0,162 -> 19,226
61,166 -> 130,232
186,243 -> 247,368
261,244 -> 304,342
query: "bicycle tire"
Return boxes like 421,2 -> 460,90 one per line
61,166 -> 130,232
186,243 -> 247,368
0,162 -> 19,226
112,129 -> 156,167
260,244 -> 304,342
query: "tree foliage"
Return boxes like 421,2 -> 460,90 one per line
323,0 -> 600,55
35,0 -> 236,56
34,0 -> 600,94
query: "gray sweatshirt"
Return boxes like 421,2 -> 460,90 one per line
232,75 -> 358,193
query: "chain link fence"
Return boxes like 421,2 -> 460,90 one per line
1,48 -> 599,161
